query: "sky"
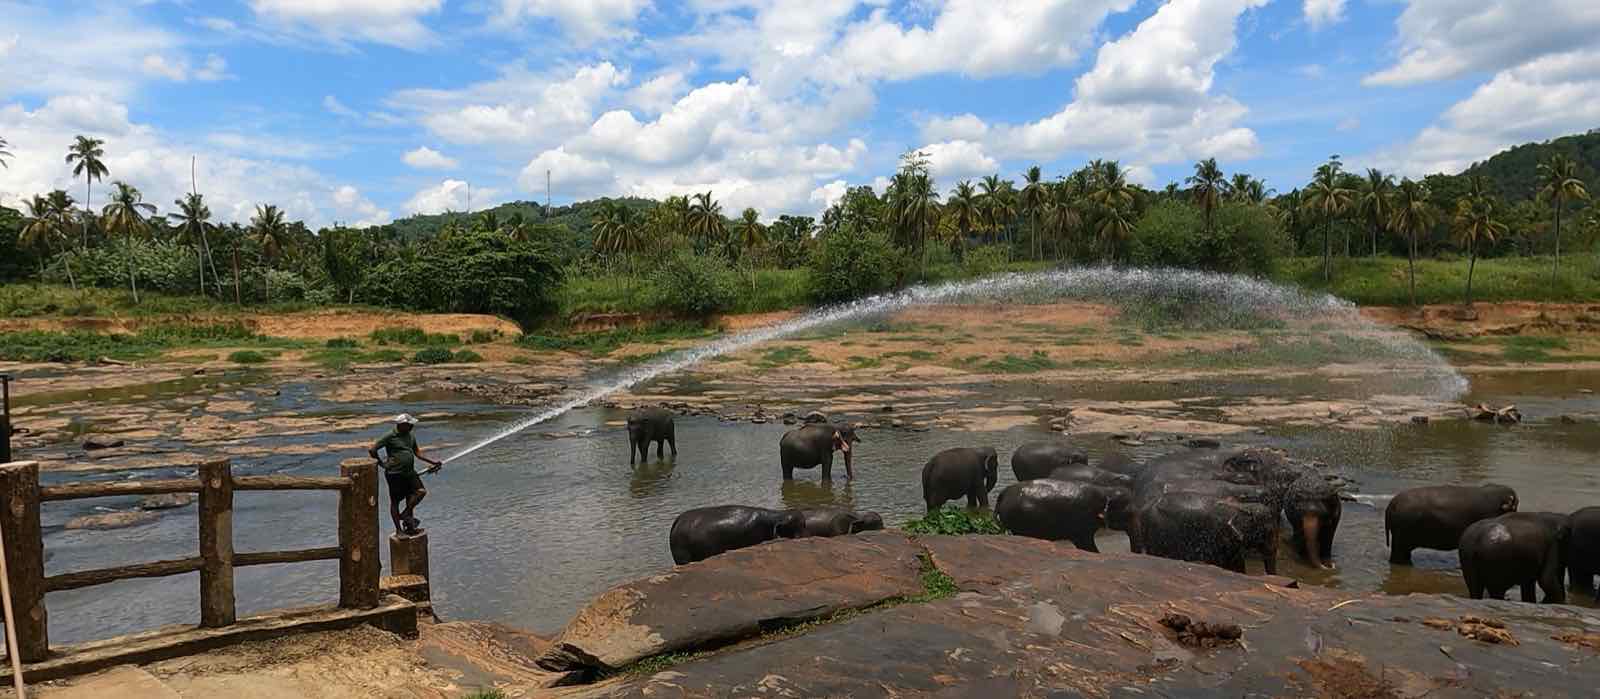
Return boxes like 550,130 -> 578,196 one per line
2,0 -> 1598,229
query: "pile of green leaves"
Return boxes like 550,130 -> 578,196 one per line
901,507 -> 1007,536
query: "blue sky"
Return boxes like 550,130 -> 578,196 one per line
2,0 -> 1597,227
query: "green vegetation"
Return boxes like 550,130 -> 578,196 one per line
1274,254 -> 1600,305
844,355 -> 883,370
325,337 -> 359,348
411,347 -> 454,364
967,350 -> 1059,374
468,329 -> 498,344
227,350 -> 267,364
463,690 -> 508,699
753,345 -> 817,368
901,507 -> 1007,536
0,324 -> 300,362
516,322 -> 717,357
369,326 -> 459,346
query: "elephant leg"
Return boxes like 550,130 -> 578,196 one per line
1487,587 -> 1506,600
1071,531 -> 1100,553
1389,537 -> 1413,565
1540,550 -> 1567,604
1127,515 -> 1145,554
1519,581 -> 1538,603
1571,568 -> 1596,597
1261,533 -> 1281,576
668,434 -> 677,456
656,438 -> 664,459
821,453 -> 833,481
926,495 -> 942,514
782,462 -> 795,480
1320,513 -> 1339,560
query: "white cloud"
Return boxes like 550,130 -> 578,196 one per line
248,0 -> 443,48
1366,0 -> 1600,86
141,53 -> 231,82
580,78 -> 760,165
518,147 -> 616,195
627,71 -> 690,115
1303,0 -> 1346,29
921,114 -> 990,143
402,146 -> 458,170
404,179 -> 501,215
920,140 -> 999,185
491,0 -> 650,42
1336,117 -> 1361,132
393,62 -> 627,146
809,179 -> 849,210
323,95 -> 360,118
332,185 -> 390,227
206,132 -> 327,160
0,4 -> 179,99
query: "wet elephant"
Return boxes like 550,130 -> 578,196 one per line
1279,471 -> 1342,570
1046,463 -> 1134,489
995,479 -> 1113,552
1048,466 -> 1134,531
669,505 -> 806,565
922,447 -> 999,512
797,507 -> 885,537
627,407 -> 677,466
1010,441 -> 1089,482
1135,491 -> 1281,575
1568,506 -> 1600,597
779,422 -> 860,481
1458,512 -> 1569,603
1385,484 -> 1519,564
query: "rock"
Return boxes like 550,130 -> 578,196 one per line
82,436 -> 125,450
1561,414 -> 1580,424
192,368 -> 206,376
66,511 -> 160,530
1411,415 -> 1430,424
1186,437 -> 1222,449
1580,389 -> 1594,395
751,417 -> 767,424
879,405 -> 894,413
782,418 -> 796,425
138,493 -> 195,510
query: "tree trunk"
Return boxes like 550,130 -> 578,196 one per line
1372,221 -> 1379,257
1466,242 -> 1477,306
196,234 -> 205,295
125,237 -> 141,304
1553,204 -> 1562,278
232,245 -> 242,305
64,255 -> 78,292
83,179 -> 92,248
202,232 -> 221,297
1407,231 -> 1417,307
1322,222 -> 1331,281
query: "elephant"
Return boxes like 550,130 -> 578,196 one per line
1096,452 -> 1143,478
1134,491 -> 1281,575
797,507 -> 885,537
995,479 -> 1114,552
922,447 -> 1000,512
1276,471 -> 1343,570
779,422 -> 859,481
1010,441 -> 1089,481
1385,484 -> 1519,564
626,407 -> 677,465
1046,463 -> 1134,489
1568,506 -> 1600,597
668,505 -> 806,565
1458,512 -> 1570,603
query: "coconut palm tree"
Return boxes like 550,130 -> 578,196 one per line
1186,158 -> 1225,234
1536,153 -> 1590,276
1301,159 -> 1354,281
101,181 -> 156,303
1089,160 -> 1134,212
475,211 -> 501,234
947,180 -> 981,259
737,207 -> 765,291
249,204 -> 290,301
1097,203 -> 1134,262
1020,165 -> 1047,261
0,135 -> 11,169
977,174 -> 1014,254
1356,169 -> 1395,258
1453,192 -> 1506,307
172,193 -> 217,295
890,154 -> 940,278
1046,179 -> 1082,260
1389,179 -> 1435,307
65,135 -> 109,248
591,200 -> 644,267
687,191 -> 725,256
21,195 -> 77,288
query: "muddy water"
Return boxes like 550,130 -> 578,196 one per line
25,369 -> 1600,644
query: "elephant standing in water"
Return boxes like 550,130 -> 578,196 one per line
1568,506 -> 1600,597
1134,490 -> 1281,575
922,447 -> 999,512
1458,512 -> 1569,603
627,407 -> 677,465
1010,441 -> 1088,481
1385,484 -> 1519,564
669,506 -> 806,565
996,479 -> 1115,552
779,422 -> 859,481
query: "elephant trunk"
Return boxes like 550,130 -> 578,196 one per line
1301,513 -> 1329,569
840,440 -> 854,480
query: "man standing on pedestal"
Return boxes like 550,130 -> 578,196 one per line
369,414 -> 440,536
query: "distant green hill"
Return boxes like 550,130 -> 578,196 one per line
1462,129 -> 1600,202
382,196 -> 659,245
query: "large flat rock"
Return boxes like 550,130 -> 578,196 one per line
560,535 -> 1600,697
537,531 -> 926,672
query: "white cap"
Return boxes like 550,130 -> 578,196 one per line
393,413 -> 419,425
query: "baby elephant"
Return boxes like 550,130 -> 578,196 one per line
798,507 -> 885,537
996,479 -> 1113,552
922,447 -> 999,512
627,407 -> 677,465
1458,512 -> 1570,603
669,505 -> 805,565
1385,483 -> 1518,564
1010,441 -> 1089,481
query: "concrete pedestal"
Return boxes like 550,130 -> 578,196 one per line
389,531 -> 430,580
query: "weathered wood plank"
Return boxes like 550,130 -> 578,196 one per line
234,475 -> 350,491
0,461 -> 48,662
45,557 -> 204,592
235,546 -> 341,566
198,459 -> 235,628
338,459 -> 380,609
40,478 -> 199,501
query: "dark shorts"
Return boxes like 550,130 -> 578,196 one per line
385,471 -> 424,503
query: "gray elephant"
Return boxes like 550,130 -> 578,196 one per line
1010,441 -> 1089,481
922,447 -> 999,512
1046,463 -> 1134,489
779,422 -> 859,481
669,505 -> 806,565
797,507 -> 885,537
1568,506 -> 1600,597
996,479 -> 1113,552
1385,484 -> 1518,564
1458,512 -> 1569,603
1134,490 -> 1281,575
626,407 -> 677,465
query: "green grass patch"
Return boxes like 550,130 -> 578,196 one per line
883,349 -> 936,361
753,345 -> 817,368
227,350 -> 268,364
0,323 -> 304,363
468,329 -> 500,344
325,337 -> 360,349
973,350 -> 1059,374
844,355 -> 883,370
452,349 -> 483,363
370,326 -> 460,346
1274,254 -> 1600,306
412,347 -> 454,364
517,322 -> 718,357
901,507 -> 1007,536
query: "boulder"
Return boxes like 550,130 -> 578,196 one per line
82,436 -> 126,451
66,511 -> 160,530
138,493 -> 195,510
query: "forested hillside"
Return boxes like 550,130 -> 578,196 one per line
1464,130 -> 1600,201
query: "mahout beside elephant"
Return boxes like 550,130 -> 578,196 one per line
779,422 -> 860,481
1133,490 -> 1280,575
1385,484 -> 1519,565
1458,512 -> 1569,603
995,479 -> 1114,552
923,447 -> 999,512
1568,506 -> 1600,597
1010,441 -> 1088,481
626,407 -> 677,465
797,506 -> 885,537
669,505 -> 806,565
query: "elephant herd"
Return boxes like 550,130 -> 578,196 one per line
643,407 -> 1600,605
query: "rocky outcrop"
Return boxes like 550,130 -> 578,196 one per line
138,493 -> 195,510
65,511 -> 160,530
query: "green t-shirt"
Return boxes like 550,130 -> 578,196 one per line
374,430 -> 418,475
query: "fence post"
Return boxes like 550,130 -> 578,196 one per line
0,461 -> 47,661
198,459 -> 235,627
338,459 -> 380,609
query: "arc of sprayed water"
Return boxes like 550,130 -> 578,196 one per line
443,267 -> 1467,464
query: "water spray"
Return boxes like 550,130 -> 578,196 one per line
442,268 -> 1468,465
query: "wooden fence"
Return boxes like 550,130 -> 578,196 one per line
0,458 -> 380,663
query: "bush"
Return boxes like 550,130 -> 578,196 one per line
50,239 -> 202,295
370,327 -> 459,346
412,347 -> 454,364
357,229 -> 561,324
326,337 -> 360,348
468,329 -> 498,344
808,228 -> 903,304
901,507 -> 1006,535
1128,201 -> 1289,275
228,350 -> 268,364
452,349 -> 483,363
961,246 -> 1010,278
646,250 -> 738,317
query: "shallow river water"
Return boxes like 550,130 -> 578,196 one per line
28,367 -> 1600,644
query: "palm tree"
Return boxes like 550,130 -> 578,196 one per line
1089,160 -> 1134,211
1301,159 -> 1354,281
172,193 -> 216,295
591,200 -> 642,264
65,136 -> 109,248
737,207 -> 765,291
21,195 -> 77,288
687,192 -> 725,256
1020,166 -> 1046,260
947,180 -> 981,259
101,181 -> 156,302
1453,192 -> 1506,306
249,204 -> 291,301
1356,168 -> 1395,258
1536,153 -> 1590,276
978,174 -> 1015,253
1046,179 -> 1082,260
1186,158 -> 1225,234
0,135 -> 11,169
1390,178 -> 1435,307
475,211 -> 501,234
1097,204 -> 1134,262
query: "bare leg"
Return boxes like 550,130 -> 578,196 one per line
400,487 -> 427,529
390,500 -> 404,533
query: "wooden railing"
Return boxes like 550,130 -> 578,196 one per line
0,458 -> 380,663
